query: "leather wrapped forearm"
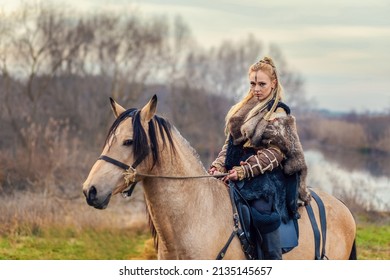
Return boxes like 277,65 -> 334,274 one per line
233,146 -> 284,180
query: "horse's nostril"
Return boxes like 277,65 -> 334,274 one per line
88,186 -> 97,200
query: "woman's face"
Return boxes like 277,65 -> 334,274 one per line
249,70 -> 276,101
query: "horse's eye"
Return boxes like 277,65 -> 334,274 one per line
123,139 -> 133,146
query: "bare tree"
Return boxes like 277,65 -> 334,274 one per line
181,34 -> 263,99
86,11 -> 171,105
1,3 -> 91,146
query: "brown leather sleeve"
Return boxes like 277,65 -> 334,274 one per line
233,147 -> 284,180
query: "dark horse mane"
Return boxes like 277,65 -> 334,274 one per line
104,108 -> 176,168
104,107 -> 176,251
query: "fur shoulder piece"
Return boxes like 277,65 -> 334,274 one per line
261,116 -> 311,203
240,113 -> 311,203
229,98 -> 262,145
240,101 -> 290,146
239,111 -> 269,146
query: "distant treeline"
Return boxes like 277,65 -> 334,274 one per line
0,2 -> 388,196
299,112 -> 390,154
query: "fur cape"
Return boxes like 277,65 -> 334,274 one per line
229,103 -> 311,204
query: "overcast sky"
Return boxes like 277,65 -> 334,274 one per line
2,0 -> 390,112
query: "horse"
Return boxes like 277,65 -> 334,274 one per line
82,95 -> 357,260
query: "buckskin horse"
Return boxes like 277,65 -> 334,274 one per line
82,95 -> 356,260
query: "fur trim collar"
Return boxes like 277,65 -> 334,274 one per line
228,97 -> 262,144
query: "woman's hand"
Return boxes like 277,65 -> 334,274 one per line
209,166 -> 223,177
223,169 -> 238,183
209,166 -> 226,181
208,166 -> 217,175
223,161 -> 248,183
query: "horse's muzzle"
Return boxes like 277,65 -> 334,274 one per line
84,186 -> 111,209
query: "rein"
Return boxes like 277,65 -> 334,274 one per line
98,155 -> 228,196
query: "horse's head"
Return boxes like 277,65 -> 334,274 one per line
82,95 -> 172,209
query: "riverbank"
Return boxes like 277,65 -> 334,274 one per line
304,149 -> 390,212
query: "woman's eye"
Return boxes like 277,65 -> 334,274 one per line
250,82 -> 256,87
123,139 -> 133,146
259,82 -> 266,87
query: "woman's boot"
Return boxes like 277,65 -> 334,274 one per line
261,228 -> 282,260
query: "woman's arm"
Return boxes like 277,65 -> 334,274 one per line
209,134 -> 230,173
231,146 -> 284,180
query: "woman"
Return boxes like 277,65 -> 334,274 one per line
209,56 -> 311,260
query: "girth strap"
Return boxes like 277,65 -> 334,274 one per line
311,190 -> 327,259
305,202 -> 321,259
305,189 -> 328,260
215,183 -> 240,260
216,230 -> 237,260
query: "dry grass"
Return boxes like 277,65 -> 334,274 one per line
0,188 -> 148,236
0,184 -> 387,260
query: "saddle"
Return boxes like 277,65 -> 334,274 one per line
232,185 -> 327,260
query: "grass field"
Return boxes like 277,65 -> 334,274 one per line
0,192 -> 388,260
0,227 -> 154,260
356,224 -> 390,260
0,223 -> 388,260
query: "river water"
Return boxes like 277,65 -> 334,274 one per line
305,149 -> 390,212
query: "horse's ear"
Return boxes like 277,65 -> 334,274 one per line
110,97 -> 126,118
140,95 -> 157,123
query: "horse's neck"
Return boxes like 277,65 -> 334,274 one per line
162,129 -> 207,176
142,131 -> 234,259
143,130 -> 215,221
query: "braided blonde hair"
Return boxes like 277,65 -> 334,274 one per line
224,56 -> 284,134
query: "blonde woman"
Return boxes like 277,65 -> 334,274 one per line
209,57 -> 310,260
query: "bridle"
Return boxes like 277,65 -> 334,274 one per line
98,147 -> 149,197
98,151 -> 228,197
99,108 -> 228,197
